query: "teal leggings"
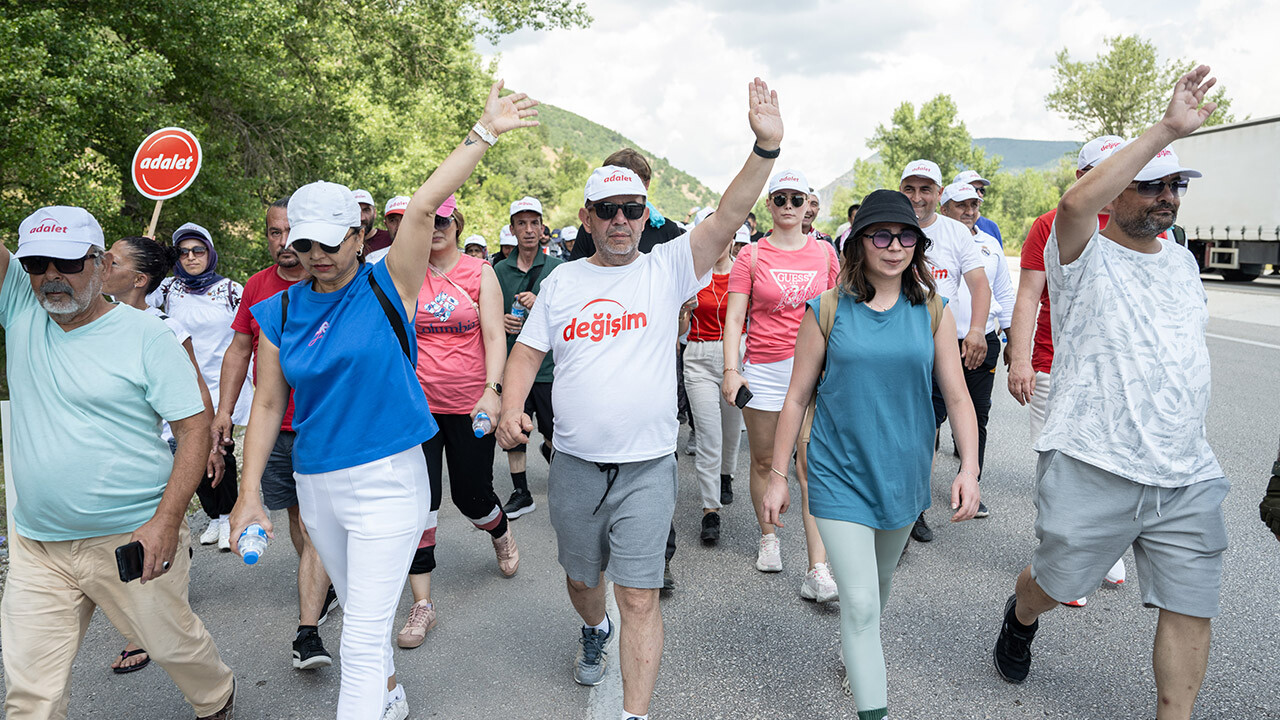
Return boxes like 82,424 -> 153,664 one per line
814,517 -> 914,719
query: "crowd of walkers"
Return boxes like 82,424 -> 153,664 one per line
0,68 -> 1269,720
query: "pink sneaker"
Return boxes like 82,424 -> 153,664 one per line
396,600 -> 437,649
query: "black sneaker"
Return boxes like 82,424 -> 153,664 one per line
661,559 -> 675,594
911,513 -> 934,542
993,594 -> 1038,683
292,628 -> 332,670
974,501 -> 990,519
503,488 -> 537,519
317,585 -> 338,626
720,474 -> 734,505
700,512 -> 721,545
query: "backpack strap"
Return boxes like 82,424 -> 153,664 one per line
280,286 -> 289,329
368,272 -> 412,361
800,288 -> 840,443
927,292 -> 944,336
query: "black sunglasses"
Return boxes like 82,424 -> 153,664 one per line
19,253 -> 101,275
1131,179 -> 1189,198
176,246 -> 208,257
862,229 -> 923,249
291,231 -> 353,254
771,194 -> 806,208
435,214 -> 453,230
591,202 -> 646,221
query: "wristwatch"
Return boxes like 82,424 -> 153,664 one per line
485,382 -> 503,396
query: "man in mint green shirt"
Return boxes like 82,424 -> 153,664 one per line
0,206 -> 235,719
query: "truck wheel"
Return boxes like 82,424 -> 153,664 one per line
1220,267 -> 1261,282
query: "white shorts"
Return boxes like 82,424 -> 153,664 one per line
742,357 -> 794,412
1028,371 -> 1051,442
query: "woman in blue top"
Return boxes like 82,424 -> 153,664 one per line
763,189 -> 981,720
230,81 -> 539,720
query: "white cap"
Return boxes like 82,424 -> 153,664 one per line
287,181 -> 361,248
767,169 -> 808,195
584,166 -> 647,203
900,160 -> 942,186
693,207 -> 716,226
463,234 -> 487,249
352,189 -> 375,207
952,170 -> 989,187
1128,144 -> 1202,181
734,223 -> 751,244
499,226 -> 517,246
171,221 -> 212,244
560,226 -> 578,242
384,196 -> 410,216
510,196 -> 543,218
941,182 -> 981,205
15,206 -> 105,259
1077,135 -> 1125,170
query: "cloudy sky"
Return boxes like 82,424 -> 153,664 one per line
477,0 -> 1277,192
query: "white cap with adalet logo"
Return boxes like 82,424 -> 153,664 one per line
1077,135 -> 1125,170
734,223 -> 751,244
900,160 -> 942,186
584,166 -> 647,203
510,196 -> 543,218
384,196 -> 410,216
767,169 -> 809,195
941,182 -> 981,205
464,234 -> 487,249
952,170 -> 989,187
499,226 -> 517,246
288,181 -> 361,248
352,189 -> 375,207
16,206 -> 105,259
1129,144 -> 1202,182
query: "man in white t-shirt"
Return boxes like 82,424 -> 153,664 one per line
993,68 -> 1227,720
497,78 -> 783,720
898,159 -> 990,542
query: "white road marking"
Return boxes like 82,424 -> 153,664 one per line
587,582 -> 624,719
1206,332 -> 1280,351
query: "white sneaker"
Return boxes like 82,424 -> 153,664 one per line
381,685 -> 408,720
199,519 -> 220,545
1064,597 -> 1087,607
217,517 -> 232,552
1104,557 -> 1126,585
755,533 -> 782,572
800,563 -> 839,602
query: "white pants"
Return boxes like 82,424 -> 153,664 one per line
296,445 -> 432,720
683,340 -> 744,509
1028,371 -> 1051,442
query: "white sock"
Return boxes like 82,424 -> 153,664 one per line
622,712 -> 648,720
586,616 -> 610,634
385,684 -> 405,704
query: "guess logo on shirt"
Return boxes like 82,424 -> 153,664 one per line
769,269 -> 819,310
561,298 -> 648,342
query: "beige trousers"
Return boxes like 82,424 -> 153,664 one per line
1,522 -> 234,719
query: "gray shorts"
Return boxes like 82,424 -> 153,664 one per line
548,451 -> 677,590
1030,450 -> 1229,618
262,431 -> 299,511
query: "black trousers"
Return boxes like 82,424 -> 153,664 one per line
195,439 -> 239,518
932,331 -> 1000,478
411,413 -> 504,575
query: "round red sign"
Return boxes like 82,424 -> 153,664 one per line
131,127 -> 202,200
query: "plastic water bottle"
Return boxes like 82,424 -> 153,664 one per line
472,412 -> 492,438
510,302 -> 526,321
239,524 -> 268,565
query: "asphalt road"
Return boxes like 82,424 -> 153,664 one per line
5,275 -> 1279,719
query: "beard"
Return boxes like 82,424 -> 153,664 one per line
362,216 -> 375,235
38,273 -> 101,321
275,249 -> 300,268
595,224 -> 639,261
1114,201 -> 1177,240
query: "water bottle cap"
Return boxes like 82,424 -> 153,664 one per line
243,551 -> 260,565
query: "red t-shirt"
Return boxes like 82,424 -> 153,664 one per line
414,254 -> 486,414
1020,210 -> 1108,373
233,265 -> 301,430
688,272 -> 733,342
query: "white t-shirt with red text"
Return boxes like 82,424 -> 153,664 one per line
921,214 -> 985,339
518,234 -> 710,462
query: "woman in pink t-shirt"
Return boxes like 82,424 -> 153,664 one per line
394,198 -> 518,650
722,169 -> 839,600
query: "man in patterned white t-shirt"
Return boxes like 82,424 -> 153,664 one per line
993,67 -> 1227,720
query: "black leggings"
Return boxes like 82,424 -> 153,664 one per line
196,439 -> 239,518
410,413 -> 506,575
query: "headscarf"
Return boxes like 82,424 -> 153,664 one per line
172,228 -> 225,295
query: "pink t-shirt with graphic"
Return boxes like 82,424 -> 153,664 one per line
414,254 -> 486,414
728,236 -> 839,364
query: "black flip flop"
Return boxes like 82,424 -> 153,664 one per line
112,647 -> 150,674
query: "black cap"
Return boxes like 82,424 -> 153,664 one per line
848,189 -> 928,248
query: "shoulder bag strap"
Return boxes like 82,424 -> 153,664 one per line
368,273 -> 412,361
800,288 -> 840,443
928,292 -> 944,336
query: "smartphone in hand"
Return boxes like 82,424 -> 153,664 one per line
734,386 -> 753,409
116,541 -> 145,583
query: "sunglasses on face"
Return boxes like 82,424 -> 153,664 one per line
863,229 -> 923,249
434,214 -> 454,231
591,202 -> 646,221
973,186 -> 986,197
291,231 -> 353,254
176,246 -> 208,257
1131,179 -> 1189,198
771,194 -> 806,208
19,253 -> 101,275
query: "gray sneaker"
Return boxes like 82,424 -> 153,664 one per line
573,618 -> 612,686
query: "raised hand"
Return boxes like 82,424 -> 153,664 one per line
1160,65 -> 1218,139
747,77 -> 782,149
480,79 -> 540,137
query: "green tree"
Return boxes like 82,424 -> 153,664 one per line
1045,34 -> 1235,139
868,95 -> 1002,183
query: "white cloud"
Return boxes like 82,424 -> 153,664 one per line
478,0 -> 1278,194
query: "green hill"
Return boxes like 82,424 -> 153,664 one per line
537,103 -> 720,217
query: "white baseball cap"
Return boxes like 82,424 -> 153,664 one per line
352,189 -> 375,207
384,196 -> 410,216
1127,144 -> 1202,182
287,181 -> 361,248
560,226 -> 578,242
734,223 -> 751,244
941,182 -> 981,205
767,169 -> 809,195
15,206 -> 105,259
463,234 -> 487,249
510,196 -> 543,218
499,226 -> 517,246
584,166 -> 647,203
952,170 -> 989,187
693,207 -> 716,226
1077,135 -> 1125,170
900,160 -> 942,186
172,222 -> 212,244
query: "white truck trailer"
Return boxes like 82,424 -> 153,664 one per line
1171,114 -> 1280,281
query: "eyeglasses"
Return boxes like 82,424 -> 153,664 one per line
1130,179 -> 1189,197
19,253 -> 101,275
291,232 -> 353,254
176,246 -> 208,257
973,186 -> 986,197
771,194 -> 806,208
591,202 -> 646,221
434,214 -> 453,230
862,229 -> 923,249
